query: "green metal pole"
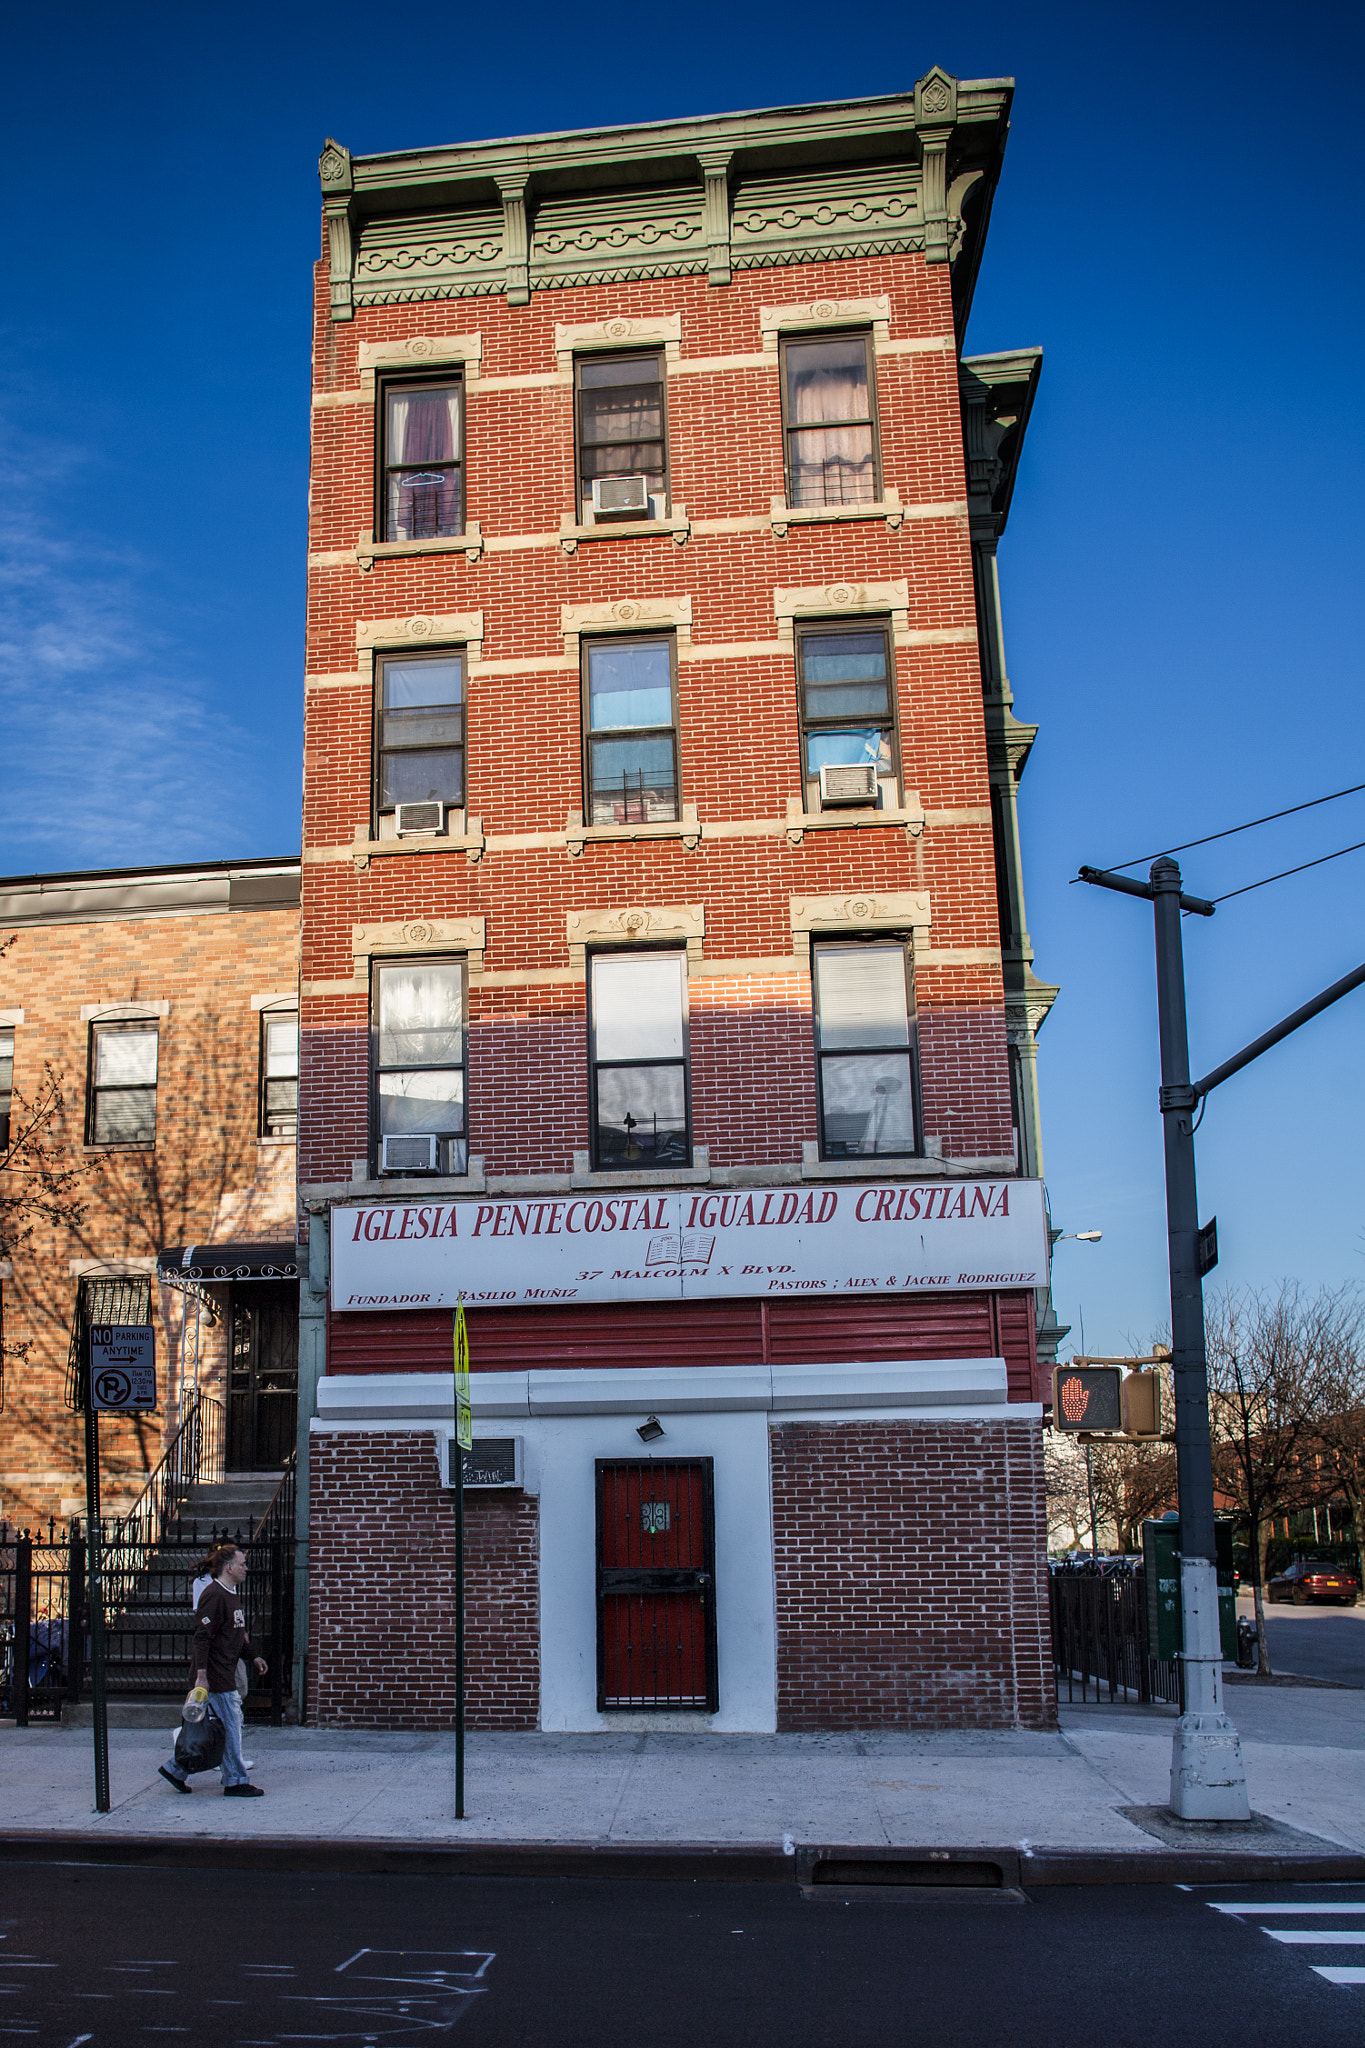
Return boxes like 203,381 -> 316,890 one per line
454,1440 -> 465,1820
82,1331 -> 110,1814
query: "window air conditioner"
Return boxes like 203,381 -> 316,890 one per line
395,801 -> 443,835
592,475 -> 650,516
819,762 -> 879,805
380,1133 -> 439,1174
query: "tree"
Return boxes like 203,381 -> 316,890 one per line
1044,1430 -> 1101,1552
1206,1285 -> 1336,1678
1303,1291 -> 1365,1601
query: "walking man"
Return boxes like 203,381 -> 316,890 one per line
159,1541 -> 268,1797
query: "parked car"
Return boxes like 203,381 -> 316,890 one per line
1266,1557 -> 1359,1606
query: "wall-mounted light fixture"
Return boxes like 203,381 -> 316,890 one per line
636,1414 -> 665,1443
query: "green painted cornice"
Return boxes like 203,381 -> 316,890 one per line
319,73 -> 1013,330
959,347 -> 1042,534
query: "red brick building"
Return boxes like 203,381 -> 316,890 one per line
299,72 -> 1057,1731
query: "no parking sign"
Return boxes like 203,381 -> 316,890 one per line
89,1324 -> 157,1411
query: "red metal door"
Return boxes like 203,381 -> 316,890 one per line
596,1460 -> 717,1711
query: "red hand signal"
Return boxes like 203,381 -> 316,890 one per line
1060,1374 -> 1090,1424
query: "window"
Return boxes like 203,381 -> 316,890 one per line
781,331 -> 879,508
0,1027 -> 12,1150
88,1021 -> 158,1146
375,650 -> 465,824
812,942 -> 918,1159
590,952 -> 689,1171
583,636 -> 679,826
379,378 -> 463,541
259,1007 -> 299,1138
576,352 -> 668,521
371,958 -> 467,1175
796,622 -> 899,810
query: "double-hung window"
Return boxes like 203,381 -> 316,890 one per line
375,650 -> 465,828
796,621 -> 899,810
589,952 -> 689,1170
88,1021 -> 158,1146
583,635 -> 679,826
372,958 -> 467,1176
812,942 -> 918,1159
259,1006 -> 299,1138
0,1026 -> 12,1150
576,352 -> 668,521
380,378 -> 463,541
781,331 -> 879,508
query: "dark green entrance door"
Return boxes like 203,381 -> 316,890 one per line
228,1282 -> 298,1470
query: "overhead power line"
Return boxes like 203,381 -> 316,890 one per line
1208,837 -> 1365,905
1096,779 -> 1365,876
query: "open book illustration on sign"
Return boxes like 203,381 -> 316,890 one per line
645,1234 -> 716,1268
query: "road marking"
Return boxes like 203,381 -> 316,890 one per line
1315,1968 -> 1365,1985
1266,1929 -> 1365,1944
1209,1901 -> 1365,1914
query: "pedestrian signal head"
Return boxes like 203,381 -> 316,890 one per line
1050,1364 -> 1123,1433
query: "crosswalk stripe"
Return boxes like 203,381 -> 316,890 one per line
1313,1968 -> 1365,1985
1209,1902 -> 1365,1915
1265,1930 -> 1365,1945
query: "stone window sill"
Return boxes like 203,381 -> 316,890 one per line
560,510 -> 690,554
257,1135 -> 297,1148
566,804 -> 700,857
83,1144 -> 156,1156
356,525 -> 483,569
799,1143 -> 1018,1182
336,1156 -> 488,1199
770,490 -> 905,537
783,794 -> 925,847
353,818 -> 486,869
570,1146 -> 710,1190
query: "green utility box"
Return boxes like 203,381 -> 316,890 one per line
1142,1518 -> 1238,1663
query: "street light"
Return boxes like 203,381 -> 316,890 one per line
1050,1228 -> 1103,1244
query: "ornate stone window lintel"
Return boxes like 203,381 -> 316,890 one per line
354,613 -> 485,667
565,904 -> 704,973
759,297 -> 893,355
773,581 -> 910,648
352,917 -> 486,978
561,595 -> 692,663
788,890 -> 931,963
356,335 -> 484,395
555,314 -> 683,375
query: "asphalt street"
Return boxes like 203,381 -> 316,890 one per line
1236,1596 -> 1365,1687
2,1862 -> 1365,2047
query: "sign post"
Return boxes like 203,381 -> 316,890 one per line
82,1323 -> 156,1813
453,1299 -> 471,1821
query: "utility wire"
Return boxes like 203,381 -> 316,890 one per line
1089,779 -> 1365,876
1209,837 -> 1365,904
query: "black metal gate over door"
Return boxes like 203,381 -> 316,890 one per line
228,1283 -> 298,1470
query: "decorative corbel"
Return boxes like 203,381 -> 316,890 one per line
698,149 -> 733,287
319,139 -> 356,322
913,69 -> 957,266
497,172 -> 531,308
947,169 -> 985,264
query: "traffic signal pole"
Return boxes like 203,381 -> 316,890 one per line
1148,858 -> 1248,1818
1080,853 -> 1365,1819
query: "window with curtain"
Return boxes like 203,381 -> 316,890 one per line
582,636 -> 679,826
259,1008 -> 299,1138
88,1021 -> 159,1146
376,652 -> 465,820
372,958 -> 467,1174
782,332 -> 879,508
576,352 -> 667,518
381,379 -> 463,541
812,942 -> 918,1159
796,622 -> 899,810
590,952 -> 689,1170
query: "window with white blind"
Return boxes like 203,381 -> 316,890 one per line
589,952 -> 689,1171
87,1021 -> 159,1146
259,1007 -> 299,1138
812,942 -> 918,1159
371,958 -> 467,1176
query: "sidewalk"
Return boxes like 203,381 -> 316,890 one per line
2,1680 -> 1362,1880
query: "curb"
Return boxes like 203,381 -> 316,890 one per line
0,1832 -> 1363,1888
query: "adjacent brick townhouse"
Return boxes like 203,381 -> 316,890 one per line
299,70 -> 1059,1731
0,859 -> 301,1530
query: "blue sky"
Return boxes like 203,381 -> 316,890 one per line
4,0 -> 1362,1347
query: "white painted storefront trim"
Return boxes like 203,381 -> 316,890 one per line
311,1361 -> 1034,1735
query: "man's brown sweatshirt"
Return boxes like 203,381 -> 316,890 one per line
189,1580 -> 256,1693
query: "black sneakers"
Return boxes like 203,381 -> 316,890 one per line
223,1783 -> 265,1797
159,1767 -> 192,1794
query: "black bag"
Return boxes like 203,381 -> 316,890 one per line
174,1706 -> 226,1776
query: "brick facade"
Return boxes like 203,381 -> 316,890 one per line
771,1419 -> 1053,1730
0,865 -> 299,1526
308,1429 -> 539,1729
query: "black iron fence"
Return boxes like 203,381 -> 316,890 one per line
2,1513 -> 295,1725
1049,1563 -> 1182,1707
